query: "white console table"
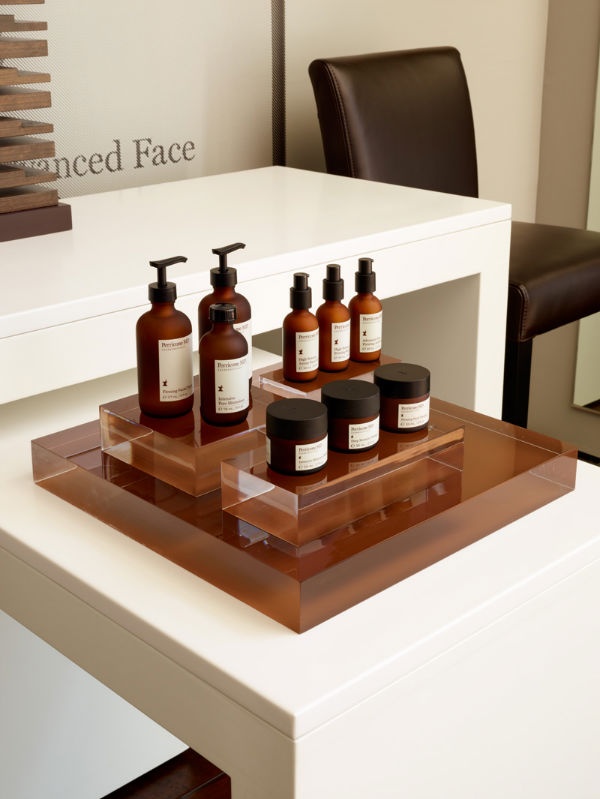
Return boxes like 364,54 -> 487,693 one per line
6,170 -> 597,799
1,166 -> 510,414
1,366 -> 599,798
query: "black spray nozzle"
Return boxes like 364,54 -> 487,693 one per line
210,242 -> 246,287
148,255 -> 188,302
323,263 -> 344,301
290,272 -> 312,310
355,257 -> 376,294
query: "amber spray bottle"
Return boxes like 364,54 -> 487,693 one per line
136,255 -> 194,417
199,242 -> 252,391
283,272 -> 319,382
349,257 -> 382,362
199,302 -> 249,426
316,263 -> 350,371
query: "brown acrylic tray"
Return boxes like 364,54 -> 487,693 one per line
31,386 -> 577,632
221,423 -> 464,545
100,377 -> 276,498
252,353 -> 398,399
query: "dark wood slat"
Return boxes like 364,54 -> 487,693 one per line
0,14 -> 47,31
0,116 -> 53,136
0,200 -> 70,241
0,68 -> 50,85
0,37 -> 48,57
100,749 -> 231,799
0,164 -> 56,187
0,136 -> 54,162
0,87 -> 51,111
0,186 -> 57,213
189,774 -> 231,798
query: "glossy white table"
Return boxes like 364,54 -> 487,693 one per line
6,169 -> 592,798
1,366 -> 600,799
0,166 -> 510,414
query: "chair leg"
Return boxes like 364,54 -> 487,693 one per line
502,338 -> 533,428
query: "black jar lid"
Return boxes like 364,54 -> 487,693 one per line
266,398 -> 328,440
321,379 -> 380,418
374,363 -> 430,399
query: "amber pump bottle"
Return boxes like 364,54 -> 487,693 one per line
199,302 -> 249,426
349,257 -> 382,362
199,241 -> 251,362
136,255 -> 193,417
316,263 -> 350,371
283,272 -> 319,382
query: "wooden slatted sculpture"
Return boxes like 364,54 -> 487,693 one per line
0,0 -> 71,241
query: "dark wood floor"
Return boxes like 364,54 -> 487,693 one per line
101,749 -> 230,799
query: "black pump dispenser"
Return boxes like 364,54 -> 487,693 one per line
148,255 -> 188,303
290,272 -> 312,309
355,257 -> 376,294
323,263 -> 344,301
210,242 -> 246,288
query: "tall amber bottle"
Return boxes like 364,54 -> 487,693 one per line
199,303 -> 249,426
316,263 -> 350,371
136,256 -> 194,417
198,242 -> 251,377
349,257 -> 382,362
283,272 -> 319,382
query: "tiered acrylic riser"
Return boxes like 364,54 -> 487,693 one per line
32,389 -> 577,632
252,353 -> 398,399
221,423 -> 464,546
100,379 -> 277,497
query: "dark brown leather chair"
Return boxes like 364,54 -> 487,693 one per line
309,46 -> 600,427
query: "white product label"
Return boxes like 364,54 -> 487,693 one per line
331,319 -> 350,362
214,355 -> 249,414
348,418 -> 379,450
397,397 -> 430,429
295,328 -> 319,373
359,311 -> 382,353
234,317 -> 252,379
158,335 -> 193,402
295,436 -> 328,472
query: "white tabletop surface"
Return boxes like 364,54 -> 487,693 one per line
1,166 -> 509,338
1,363 -> 599,743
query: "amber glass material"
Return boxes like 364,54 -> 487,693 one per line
33,395 -> 577,634
316,300 -> 351,372
282,309 -> 319,382
136,302 -> 194,417
221,424 -> 464,545
317,263 -> 350,372
199,286 -> 251,339
199,315 -> 249,426
100,380 -> 273,497
349,291 -> 382,362
199,285 -> 252,397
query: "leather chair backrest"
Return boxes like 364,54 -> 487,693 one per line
309,46 -> 479,198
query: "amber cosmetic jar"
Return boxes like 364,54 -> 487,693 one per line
266,398 -> 328,475
321,380 -> 380,453
374,363 -> 430,433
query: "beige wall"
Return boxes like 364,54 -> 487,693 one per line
285,0 -> 549,222
529,0 -> 600,457
536,0 -> 600,226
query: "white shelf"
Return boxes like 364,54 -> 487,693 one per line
1,167 -> 511,408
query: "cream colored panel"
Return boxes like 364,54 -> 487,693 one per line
6,1 -> 272,197
285,0 -> 548,222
